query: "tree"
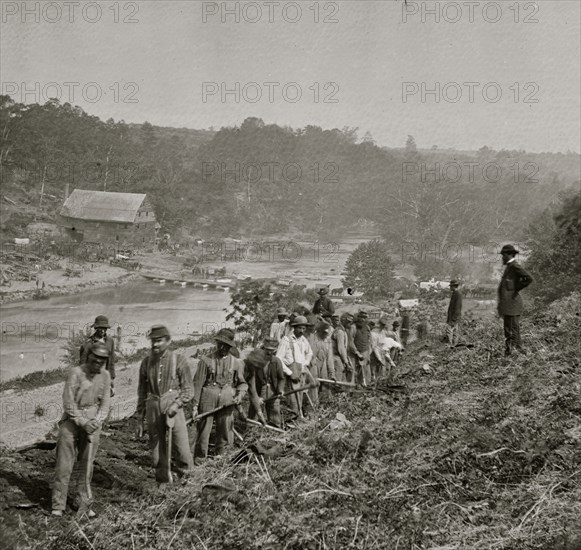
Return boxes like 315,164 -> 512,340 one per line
526,189 -> 581,303
341,240 -> 396,300
225,280 -> 317,344
405,135 -> 417,152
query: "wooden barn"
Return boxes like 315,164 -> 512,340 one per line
59,190 -> 158,247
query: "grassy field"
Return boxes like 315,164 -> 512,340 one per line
0,294 -> 579,550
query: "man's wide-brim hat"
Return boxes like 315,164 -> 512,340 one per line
246,348 -> 269,368
90,342 -> 110,359
291,315 -> 309,327
318,287 -> 329,294
316,321 -> 332,333
148,324 -> 170,340
263,338 -> 279,351
215,328 -> 236,347
92,315 -> 110,329
499,244 -> 519,255
449,279 -> 459,287
276,306 -> 288,315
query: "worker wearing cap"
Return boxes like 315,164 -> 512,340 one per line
312,287 -> 335,319
80,315 -> 116,396
332,313 -> 353,382
269,307 -> 289,344
51,343 -> 111,517
136,325 -> 194,481
276,316 -> 313,418
259,339 -> 287,427
498,244 -> 533,356
192,328 -> 247,461
447,279 -> 463,347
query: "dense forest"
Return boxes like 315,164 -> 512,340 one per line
1,95 -> 579,248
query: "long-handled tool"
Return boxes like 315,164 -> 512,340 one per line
165,415 -> 175,484
245,417 -> 285,433
236,404 -> 286,434
263,384 -> 315,404
85,437 -> 93,501
186,403 -> 235,427
317,378 -> 357,387
76,435 -> 93,518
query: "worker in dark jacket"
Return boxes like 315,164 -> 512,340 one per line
350,311 -> 372,386
446,279 -> 463,347
136,325 -> 195,482
247,342 -> 286,427
497,244 -> 533,356
192,329 -> 247,462
243,348 -> 269,427
80,315 -> 116,396
312,287 -> 335,319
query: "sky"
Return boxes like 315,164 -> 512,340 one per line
2,0 -> 580,153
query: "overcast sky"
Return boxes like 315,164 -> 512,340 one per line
2,0 -> 580,153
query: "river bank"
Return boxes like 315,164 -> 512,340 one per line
0,264 -> 140,305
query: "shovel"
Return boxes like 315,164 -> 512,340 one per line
76,436 -> 93,518
236,405 -> 286,433
165,415 -> 175,484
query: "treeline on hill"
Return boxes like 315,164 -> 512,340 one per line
1,95 -> 579,246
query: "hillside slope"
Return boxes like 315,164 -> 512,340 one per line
0,294 -> 579,549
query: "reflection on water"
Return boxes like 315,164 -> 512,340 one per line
0,282 -> 231,381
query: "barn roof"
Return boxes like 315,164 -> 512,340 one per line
60,190 -> 148,223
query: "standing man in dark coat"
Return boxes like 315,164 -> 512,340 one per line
136,325 -> 195,482
446,279 -> 463,347
80,315 -> 116,396
312,287 -> 335,320
497,244 -> 533,356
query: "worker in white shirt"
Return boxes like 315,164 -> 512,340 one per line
370,316 -> 401,381
276,315 -> 313,419
269,307 -> 290,343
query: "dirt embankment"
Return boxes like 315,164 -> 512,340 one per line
0,295 -> 580,550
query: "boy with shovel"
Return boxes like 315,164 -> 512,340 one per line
135,325 -> 195,484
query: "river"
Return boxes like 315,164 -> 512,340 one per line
0,236 -> 374,382
0,282 -> 232,382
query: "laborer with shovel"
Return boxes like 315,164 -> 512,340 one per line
248,341 -> 287,427
135,325 -> 195,484
51,343 -> 111,518
191,328 -> 247,464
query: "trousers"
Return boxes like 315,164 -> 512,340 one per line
446,322 -> 461,346
194,385 -> 235,458
350,350 -> 371,385
146,400 -> 193,481
52,419 -> 100,511
503,315 -> 521,355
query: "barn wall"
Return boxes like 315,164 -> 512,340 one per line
59,216 -> 157,248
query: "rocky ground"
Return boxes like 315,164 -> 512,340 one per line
0,294 -> 579,550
